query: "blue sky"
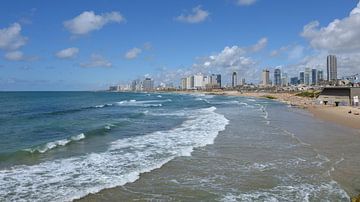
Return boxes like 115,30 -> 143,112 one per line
0,0 -> 359,90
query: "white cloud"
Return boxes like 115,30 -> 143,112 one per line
0,23 -> 27,50
4,50 -> 37,61
55,47 -> 79,59
250,37 -> 268,52
301,1 -> 360,53
80,54 -> 112,68
4,51 -> 24,61
237,0 -> 257,6
176,6 -> 209,24
64,11 -> 125,35
125,47 -> 142,59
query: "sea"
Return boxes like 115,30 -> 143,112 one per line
0,92 -> 359,201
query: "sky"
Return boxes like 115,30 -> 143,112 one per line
0,0 -> 359,91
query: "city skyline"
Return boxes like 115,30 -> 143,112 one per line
0,0 -> 360,90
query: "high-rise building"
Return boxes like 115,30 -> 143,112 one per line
304,68 -> 311,85
186,76 -> 194,90
231,72 -> 238,88
327,55 -> 337,81
290,77 -> 299,85
312,69 -> 317,85
131,79 -> 143,91
274,68 -> 281,86
181,78 -> 187,90
299,72 -> 305,84
317,70 -> 324,82
143,78 -> 154,91
262,69 -> 270,86
240,78 -> 246,86
281,73 -> 288,86
194,75 -> 204,89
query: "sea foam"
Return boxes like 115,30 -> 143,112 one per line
0,106 -> 229,202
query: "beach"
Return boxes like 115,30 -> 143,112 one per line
79,93 -> 360,201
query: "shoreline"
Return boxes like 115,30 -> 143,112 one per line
174,90 -> 360,130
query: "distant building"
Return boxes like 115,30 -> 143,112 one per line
210,74 -> 221,88
194,75 -> 204,89
186,76 -> 194,90
181,78 -> 187,90
143,78 -> 154,91
240,78 -> 246,86
304,68 -> 311,86
299,71 -> 305,84
231,72 -> 238,88
131,79 -> 143,91
312,69 -> 317,85
281,73 -> 288,86
262,69 -> 270,86
274,68 -> 281,86
327,55 -> 337,82
317,70 -> 324,82
290,77 -> 299,85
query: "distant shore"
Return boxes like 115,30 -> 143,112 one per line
173,90 -> 360,130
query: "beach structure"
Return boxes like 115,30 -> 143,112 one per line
317,87 -> 360,106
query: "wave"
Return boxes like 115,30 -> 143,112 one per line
116,99 -> 171,107
24,133 -> 86,154
0,106 -> 229,202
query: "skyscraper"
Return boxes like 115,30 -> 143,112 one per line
311,69 -> 317,85
304,68 -> 311,85
194,75 -> 204,89
231,72 -> 238,88
327,55 -> 337,81
281,73 -> 288,86
143,78 -> 154,91
262,69 -> 270,86
181,78 -> 187,90
274,68 -> 281,86
299,72 -> 305,84
317,70 -> 324,82
290,77 -> 299,85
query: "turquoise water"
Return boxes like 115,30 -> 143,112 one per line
0,92 -> 229,201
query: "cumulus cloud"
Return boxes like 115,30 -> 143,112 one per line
0,23 -> 27,50
176,6 -> 210,24
301,1 -> 360,53
55,47 -> 79,59
125,47 -> 142,59
80,54 -> 112,68
64,11 -> 125,35
237,0 -> 257,6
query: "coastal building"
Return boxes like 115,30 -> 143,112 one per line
311,69 -> 317,85
299,72 -> 305,84
143,78 -> 154,91
274,68 -> 281,86
304,68 -> 311,86
290,77 -> 298,85
281,73 -> 288,86
186,76 -> 195,90
209,74 -> 221,89
181,78 -> 187,90
262,69 -> 270,86
240,78 -> 246,86
327,55 -> 337,82
231,72 -> 238,88
317,70 -> 324,82
194,75 -> 204,90
318,87 -> 360,106
131,79 -> 143,91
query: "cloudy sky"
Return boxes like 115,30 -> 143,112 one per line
0,0 -> 359,90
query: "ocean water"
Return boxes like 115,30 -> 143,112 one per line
1,92 -> 359,201
0,92 -> 228,201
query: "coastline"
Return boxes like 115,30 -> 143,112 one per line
77,93 -> 360,201
186,90 -> 360,130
